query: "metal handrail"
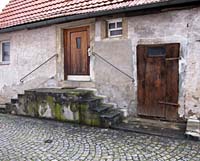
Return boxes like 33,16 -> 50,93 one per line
20,54 -> 58,83
92,52 -> 135,82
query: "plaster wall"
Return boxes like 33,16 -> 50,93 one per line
94,17 -> 135,116
0,26 -> 57,102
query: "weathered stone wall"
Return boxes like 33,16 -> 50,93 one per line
0,7 -> 200,119
127,8 -> 200,119
94,7 -> 200,119
0,26 -> 57,102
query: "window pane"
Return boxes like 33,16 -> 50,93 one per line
109,23 -> 115,29
76,37 -> 81,49
147,47 -> 166,57
2,42 -> 10,61
110,30 -> 122,36
117,22 -> 122,28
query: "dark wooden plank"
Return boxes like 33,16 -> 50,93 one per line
165,43 -> 180,120
137,45 -> 146,115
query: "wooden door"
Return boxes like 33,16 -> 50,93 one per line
137,44 -> 180,120
64,26 -> 90,79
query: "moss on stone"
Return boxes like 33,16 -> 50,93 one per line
52,103 -> 66,121
79,103 -> 89,111
27,95 -> 39,117
46,96 -> 54,108
70,103 -> 79,112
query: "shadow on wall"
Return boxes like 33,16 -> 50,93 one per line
93,39 -> 137,116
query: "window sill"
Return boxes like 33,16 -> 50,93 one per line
101,36 -> 126,41
0,62 -> 10,65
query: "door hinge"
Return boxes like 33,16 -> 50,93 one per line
165,57 -> 180,61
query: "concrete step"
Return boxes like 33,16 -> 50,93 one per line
59,81 -> 95,88
112,118 -> 186,139
127,117 -> 186,130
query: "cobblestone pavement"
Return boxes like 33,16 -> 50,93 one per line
0,114 -> 200,161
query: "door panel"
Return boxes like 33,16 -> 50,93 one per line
137,44 -> 180,120
144,55 -> 166,117
64,27 -> 90,79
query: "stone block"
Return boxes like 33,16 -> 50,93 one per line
186,118 -> 200,138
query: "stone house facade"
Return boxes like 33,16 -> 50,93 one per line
0,0 -> 200,123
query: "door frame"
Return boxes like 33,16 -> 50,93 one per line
136,43 -> 180,121
63,26 -> 90,80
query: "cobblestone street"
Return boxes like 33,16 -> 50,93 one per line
0,114 -> 199,161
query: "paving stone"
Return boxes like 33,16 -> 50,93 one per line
0,114 -> 199,161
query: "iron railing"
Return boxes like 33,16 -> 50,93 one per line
20,54 -> 58,83
92,52 -> 135,82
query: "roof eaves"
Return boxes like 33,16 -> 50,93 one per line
0,0 -> 199,33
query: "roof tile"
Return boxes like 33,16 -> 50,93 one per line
0,0 -> 169,29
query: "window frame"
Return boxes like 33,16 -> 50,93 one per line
107,18 -> 123,38
0,40 -> 10,64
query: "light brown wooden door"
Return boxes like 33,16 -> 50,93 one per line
137,44 -> 180,120
64,26 -> 90,79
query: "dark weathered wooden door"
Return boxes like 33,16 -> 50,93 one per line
64,26 -> 90,79
137,44 -> 180,120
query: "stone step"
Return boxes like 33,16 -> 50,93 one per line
11,98 -> 18,104
0,104 -> 6,114
0,104 -> 12,114
24,88 -> 95,98
12,87 -> 123,128
100,109 -> 122,127
80,97 -> 103,108
101,110 -> 121,119
90,104 -> 112,113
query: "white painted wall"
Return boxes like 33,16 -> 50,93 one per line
0,26 -> 57,102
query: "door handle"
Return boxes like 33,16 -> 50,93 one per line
88,48 -> 91,56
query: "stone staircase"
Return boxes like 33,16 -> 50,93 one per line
4,88 -> 123,128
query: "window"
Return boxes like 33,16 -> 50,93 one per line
107,18 -> 123,37
1,41 -> 10,63
76,37 -> 81,49
147,47 -> 166,57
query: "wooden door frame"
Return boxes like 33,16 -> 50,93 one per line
136,43 -> 180,121
63,26 -> 90,80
